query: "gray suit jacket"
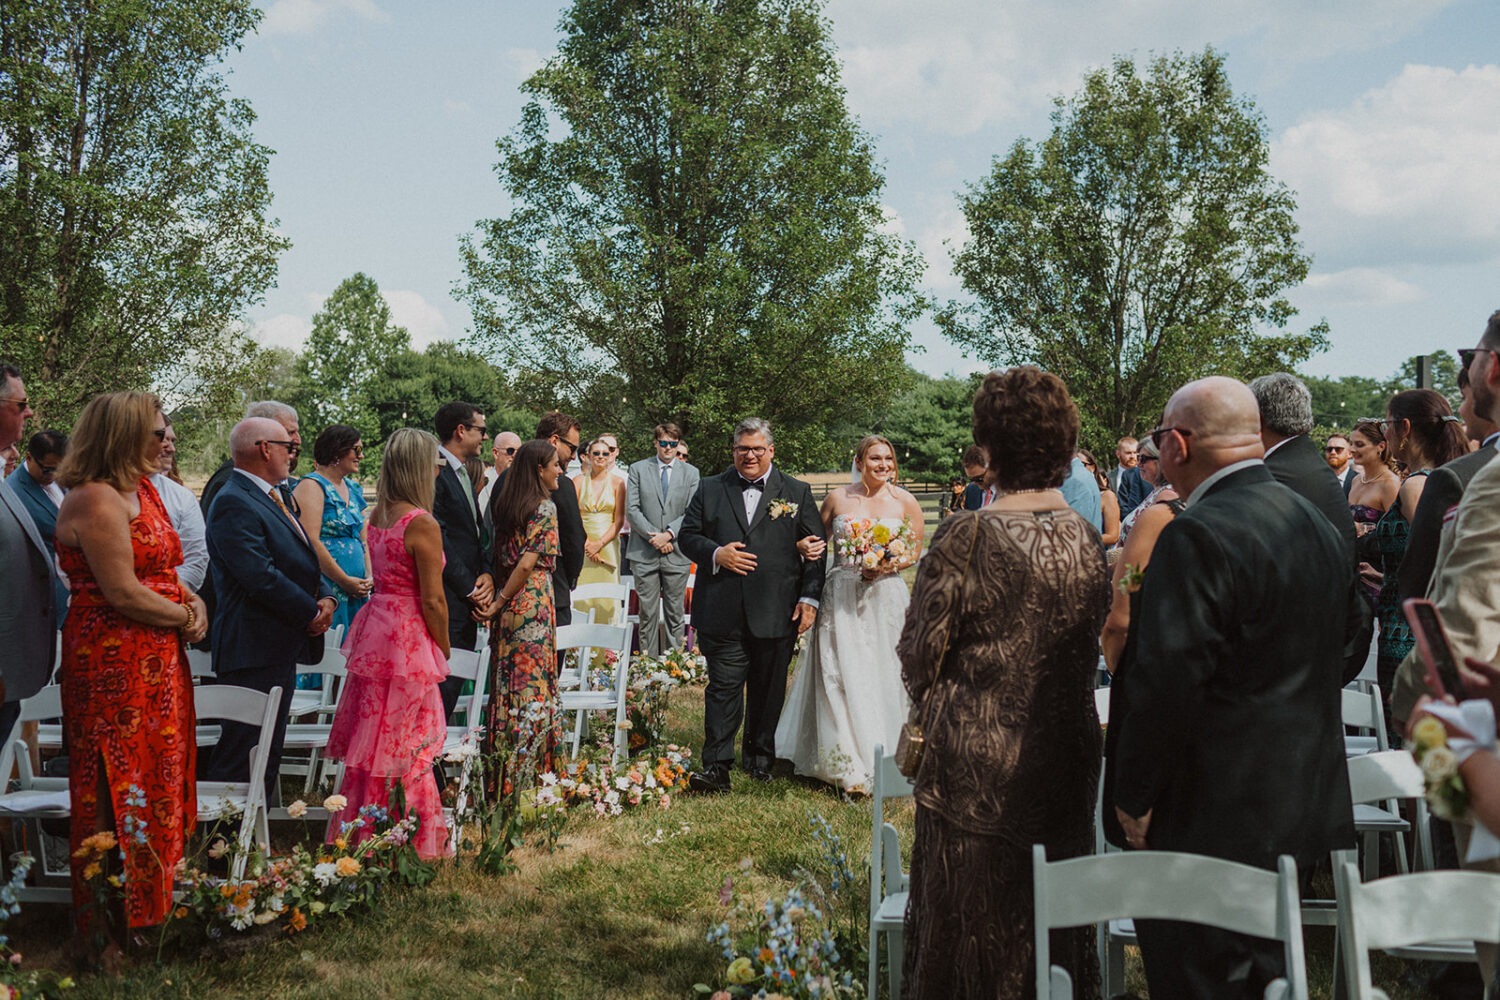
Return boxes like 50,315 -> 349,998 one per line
625,457 -> 699,567
0,480 -> 59,702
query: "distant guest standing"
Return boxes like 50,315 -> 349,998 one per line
625,424 -> 700,655
573,438 -> 626,626
8,429 -> 71,625
150,417 -> 209,592
54,392 -> 208,945
293,424 -> 372,641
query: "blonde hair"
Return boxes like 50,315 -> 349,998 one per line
377,428 -> 440,518
56,392 -> 162,491
854,434 -> 896,476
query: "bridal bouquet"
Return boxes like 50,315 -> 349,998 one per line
835,517 -> 916,573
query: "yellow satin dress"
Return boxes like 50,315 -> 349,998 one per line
576,473 -> 620,626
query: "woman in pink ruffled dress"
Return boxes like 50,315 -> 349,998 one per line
325,428 -> 451,857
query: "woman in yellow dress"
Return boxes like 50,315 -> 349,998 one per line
572,438 -> 626,625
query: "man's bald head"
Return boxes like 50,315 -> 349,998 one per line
1165,377 -> 1264,447
230,418 -> 282,459
230,416 -> 296,483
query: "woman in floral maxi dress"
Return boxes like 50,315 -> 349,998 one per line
482,438 -> 564,796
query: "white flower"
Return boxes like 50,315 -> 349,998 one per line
286,800 -> 308,819
206,838 -> 228,860
313,862 -> 339,887
1421,746 -> 1459,784
540,772 -> 558,786
253,909 -> 279,925
322,794 -> 348,812
861,550 -> 880,570
229,907 -> 253,931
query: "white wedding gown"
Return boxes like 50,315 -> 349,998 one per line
775,515 -> 912,791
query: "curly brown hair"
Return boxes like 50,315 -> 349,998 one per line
972,366 -> 1079,491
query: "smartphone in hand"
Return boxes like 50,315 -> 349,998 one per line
1403,597 -> 1463,699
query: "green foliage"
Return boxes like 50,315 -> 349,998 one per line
458,0 -> 926,470
296,273 -> 412,443
0,0 -> 288,428
869,369 -> 978,483
1304,351 -> 1463,433
939,48 -> 1326,444
365,341 -> 525,447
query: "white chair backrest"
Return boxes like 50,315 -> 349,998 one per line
1346,750 -> 1423,806
0,686 -> 64,782
1033,846 -> 1307,999
1093,686 -> 1111,725
1336,861 -> 1500,999
186,647 -> 216,678
870,744 -> 914,902
1341,685 -> 1388,750
195,684 -> 283,731
570,581 -> 631,608
445,646 -> 489,731
557,623 -> 632,687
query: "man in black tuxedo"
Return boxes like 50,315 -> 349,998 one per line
1324,433 -> 1357,496
534,411 -> 586,627
1251,373 -> 1369,683
1109,377 -> 1356,999
433,401 -> 494,719
204,418 -> 335,801
678,418 -> 825,791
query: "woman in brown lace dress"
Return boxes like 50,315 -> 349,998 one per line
898,366 -> 1110,998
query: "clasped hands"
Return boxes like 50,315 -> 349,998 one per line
306,596 -> 338,636
467,573 -> 496,622
714,534 -> 825,575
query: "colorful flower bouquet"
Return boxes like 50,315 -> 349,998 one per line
619,648 -> 708,749
534,746 -> 693,818
1409,714 -> 1470,821
834,517 -> 915,574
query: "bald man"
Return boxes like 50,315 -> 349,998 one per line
1104,377 -> 1357,999
204,418 -> 334,801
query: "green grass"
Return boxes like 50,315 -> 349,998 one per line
5,687 -> 1445,998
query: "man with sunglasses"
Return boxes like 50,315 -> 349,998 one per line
1323,434 -> 1356,495
6,430 -> 70,627
477,430 -> 522,516
1108,376 -> 1357,998
625,423 -> 700,656
0,363 -> 59,742
434,401 -> 496,718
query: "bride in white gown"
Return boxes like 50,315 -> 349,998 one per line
776,435 -> 926,792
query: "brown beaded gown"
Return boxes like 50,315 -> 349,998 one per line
897,507 -> 1109,999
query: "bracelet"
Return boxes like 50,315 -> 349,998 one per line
180,601 -> 197,633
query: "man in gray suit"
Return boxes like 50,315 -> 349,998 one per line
626,422 -> 700,655
0,363 -> 58,737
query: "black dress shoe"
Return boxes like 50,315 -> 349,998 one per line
747,767 -> 773,783
688,766 -> 731,794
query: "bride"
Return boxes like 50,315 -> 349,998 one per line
776,435 -> 925,792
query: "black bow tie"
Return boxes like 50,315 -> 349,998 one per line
738,476 -> 766,492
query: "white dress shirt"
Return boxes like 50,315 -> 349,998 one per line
151,472 -> 208,591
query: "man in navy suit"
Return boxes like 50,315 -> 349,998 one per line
204,417 -> 335,800
678,418 -> 826,790
433,401 -> 494,719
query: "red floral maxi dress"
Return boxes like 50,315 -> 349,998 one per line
57,479 -> 196,930
482,499 -> 560,797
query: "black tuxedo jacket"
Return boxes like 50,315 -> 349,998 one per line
678,467 -> 825,639
1265,435 -> 1357,564
434,462 -> 489,648
484,468 -> 585,625
1107,463 -> 1356,868
1398,445 -> 1500,602
206,471 -> 331,673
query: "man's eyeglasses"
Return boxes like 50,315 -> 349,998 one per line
1146,426 -> 1193,449
658,439 -> 680,448
0,397 -> 30,413
1324,445 -> 1347,453
257,439 -> 296,451
1458,347 -> 1498,370
459,422 -> 488,438
498,446 -> 517,456
733,445 -> 769,457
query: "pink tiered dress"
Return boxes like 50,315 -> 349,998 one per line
325,508 -> 449,857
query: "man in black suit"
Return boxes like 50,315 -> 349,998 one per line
678,418 -> 826,791
534,411 -> 586,627
1324,433 -> 1357,496
204,417 -> 335,801
434,401 -> 494,718
1396,365 -> 1500,604
1109,377 -> 1356,998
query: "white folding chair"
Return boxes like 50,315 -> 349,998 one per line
287,624 -> 346,720
867,743 -> 913,1000
1342,683 -> 1388,758
1335,861 -> 1500,999
1034,845 -> 1308,1000
440,643 -> 491,836
569,582 -> 630,627
0,686 -> 72,903
557,622 -> 634,761
194,684 -> 283,881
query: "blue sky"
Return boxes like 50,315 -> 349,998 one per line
227,0 -> 1500,383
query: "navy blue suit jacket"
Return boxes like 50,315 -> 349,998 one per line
206,471 -> 331,674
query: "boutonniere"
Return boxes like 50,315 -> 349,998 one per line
768,499 -> 798,520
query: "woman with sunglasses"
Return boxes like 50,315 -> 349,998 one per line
293,424 -> 372,674
572,437 -> 627,628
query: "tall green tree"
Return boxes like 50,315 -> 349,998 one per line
939,48 -> 1327,445
0,0 -> 287,426
297,273 -> 411,440
869,370 -> 979,483
458,0 -> 925,468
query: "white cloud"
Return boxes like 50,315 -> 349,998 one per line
825,0 -> 1456,136
250,313 -> 313,351
503,47 -> 546,82
1273,64 -> 1500,268
260,0 -> 389,36
382,290 -> 450,348
1300,268 -> 1426,307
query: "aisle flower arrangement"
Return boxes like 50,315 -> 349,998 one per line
534,745 -> 694,817
0,855 -> 75,998
622,648 -> 707,750
171,794 -> 436,945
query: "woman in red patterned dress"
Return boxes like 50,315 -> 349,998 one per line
54,392 -> 207,952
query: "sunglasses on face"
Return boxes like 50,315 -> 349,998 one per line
1459,347 -> 1498,370
589,450 -> 610,458
658,439 -> 679,448
1146,426 -> 1192,449
1324,445 -> 1347,453
460,422 -> 488,437
498,446 -> 517,456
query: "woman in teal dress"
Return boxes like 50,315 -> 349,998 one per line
293,424 -> 371,689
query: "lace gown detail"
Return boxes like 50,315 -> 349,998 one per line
325,508 -> 449,858
897,509 -> 1110,999
774,515 -> 911,790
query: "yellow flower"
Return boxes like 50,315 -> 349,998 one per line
726,956 -> 756,984
872,524 -> 892,545
334,837 -> 347,851
335,856 -> 361,878
82,862 -> 101,881
1412,716 -> 1447,750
